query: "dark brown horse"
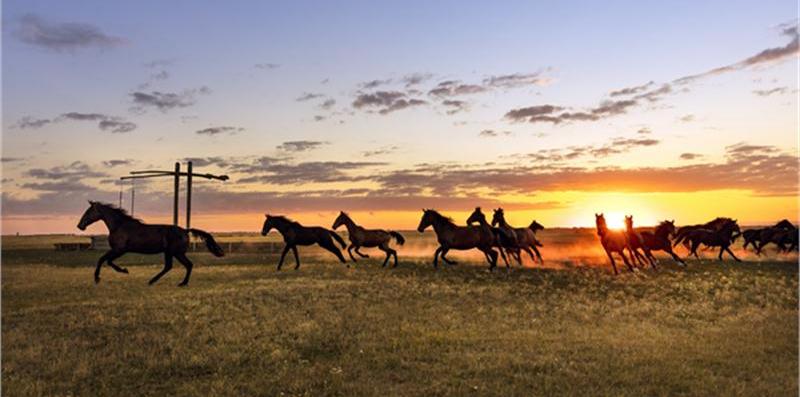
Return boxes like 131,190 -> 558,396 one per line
673,219 -> 741,261
673,217 -> 736,248
77,201 -> 224,286
755,220 -> 798,254
741,228 -> 766,252
417,209 -> 499,270
638,220 -> 686,265
491,208 -> 544,265
332,211 -> 405,267
624,215 -> 656,269
261,214 -> 347,270
465,207 -> 514,267
595,213 -> 634,274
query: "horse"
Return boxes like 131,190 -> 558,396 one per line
673,219 -> 741,261
741,228 -> 765,252
417,209 -> 499,270
756,220 -> 798,255
77,201 -> 224,286
595,213 -> 635,274
638,220 -> 686,266
261,214 -> 348,270
465,207 -> 514,267
491,208 -> 545,265
673,217 -> 736,248
332,211 -> 405,267
624,215 -> 657,269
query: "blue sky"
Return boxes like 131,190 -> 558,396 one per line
2,1 -> 797,233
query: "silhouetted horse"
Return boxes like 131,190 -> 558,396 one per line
77,201 -> 224,286
638,220 -> 686,265
491,208 -> 544,265
741,228 -> 765,252
755,219 -> 798,254
595,213 -> 634,275
261,215 -> 347,270
332,211 -> 405,267
417,209 -> 499,270
624,215 -> 656,269
465,207 -> 514,267
673,219 -> 741,261
673,217 -> 736,248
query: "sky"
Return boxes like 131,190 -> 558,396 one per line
1,1 -> 798,234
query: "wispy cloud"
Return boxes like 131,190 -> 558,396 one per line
130,87 -> 211,113
196,126 -> 245,136
13,13 -> 126,52
276,140 -> 328,152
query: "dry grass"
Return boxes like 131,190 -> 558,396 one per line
2,247 -> 797,396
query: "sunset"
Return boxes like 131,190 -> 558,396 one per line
1,1 -> 798,396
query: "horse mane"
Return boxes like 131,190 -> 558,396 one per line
426,209 -> 456,227
654,220 -> 673,235
270,215 -> 301,226
94,202 -> 141,223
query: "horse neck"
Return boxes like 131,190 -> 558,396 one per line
655,224 -> 671,239
497,215 -> 510,228
430,215 -> 456,234
340,216 -> 358,233
97,207 -> 127,232
271,219 -> 293,234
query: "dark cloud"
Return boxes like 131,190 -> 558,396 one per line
352,91 -> 427,114
130,87 -> 210,112
428,80 -> 487,97
402,73 -> 434,87
1,157 -> 24,163
360,79 -> 393,89
27,161 -> 107,180
196,126 -> 245,136
479,129 -> 512,138
98,119 -> 137,133
609,81 -> 654,97
753,86 -> 789,96
13,14 -> 125,52
482,72 -> 551,89
12,116 -> 52,129
296,92 -> 325,102
238,161 -> 386,185
674,23 -> 799,85
102,159 -> 134,167
679,153 -> 703,160
276,140 -> 328,152
441,99 -> 469,115
319,98 -> 337,110
362,146 -> 399,158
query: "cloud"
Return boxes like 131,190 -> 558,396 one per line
143,59 -> 172,69
130,87 -> 210,113
296,92 -> 325,102
276,140 -> 328,152
482,72 -> 552,89
360,79 -> 393,89
479,129 -> 512,138
238,161 -> 386,185
57,112 -> 137,133
98,119 -> 137,133
1,157 -> 24,163
753,86 -> 789,96
319,98 -> 336,110
196,126 -> 245,136
441,99 -> 469,115
12,116 -> 52,129
27,161 -> 107,180
102,159 -> 134,167
402,73 -> 434,87
609,81 -> 654,97
352,91 -> 427,114
637,127 -> 652,134
255,63 -> 280,70
428,80 -> 487,97
13,13 -> 125,52
673,22 -> 799,85
679,153 -> 703,160
362,146 -> 399,157
679,114 -> 695,122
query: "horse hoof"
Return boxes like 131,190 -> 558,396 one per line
94,277 -> 100,284
177,283 -> 188,287
120,268 -> 129,274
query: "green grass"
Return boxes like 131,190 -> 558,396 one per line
2,247 -> 797,396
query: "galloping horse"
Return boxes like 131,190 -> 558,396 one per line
261,214 -> 347,270
465,207 -> 514,267
417,209 -> 499,270
638,220 -> 686,265
595,213 -> 634,274
673,218 -> 741,261
77,201 -> 224,286
741,228 -> 766,252
755,219 -> 798,254
673,217 -> 736,249
624,215 -> 656,269
491,208 -> 544,265
332,211 -> 405,267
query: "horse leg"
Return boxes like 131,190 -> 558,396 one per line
481,248 -> 497,271
355,247 -> 370,258
724,246 -> 742,262
378,244 -> 392,267
717,246 -> 725,261
604,248 -> 619,275
149,253 -> 173,285
291,246 -> 301,270
319,240 -> 348,265
346,244 -> 358,262
432,246 -> 442,268
174,253 -> 194,287
94,250 -> 124,284
531,244 -> 544,264
277,245 -> 290,270
104,251 -> 128,274
497,247 -> 510,268
666,246 -> 686,266
522,246 -> 536,264
441,248 -> 457,265
643,248 -> 657,269
619,250 -> 635,272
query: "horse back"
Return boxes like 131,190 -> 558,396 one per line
112,223 -> 188,254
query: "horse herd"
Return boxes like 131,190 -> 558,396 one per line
77,201 -> 798,286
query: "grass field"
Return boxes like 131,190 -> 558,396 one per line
2,233 -> 798,396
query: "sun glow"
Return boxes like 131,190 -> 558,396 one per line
602,212 -> 627,230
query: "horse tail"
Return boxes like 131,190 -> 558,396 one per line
389,231 -> 406,246
329,230 -> 347,249
189,228 -> 225,257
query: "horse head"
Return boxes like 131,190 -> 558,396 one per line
466,207 -> 485,226
332,211 -> 348,230
77,201 -> 102,231
261,214 -> 274,236
417,209 -> 434,232
491,208 -> 505,227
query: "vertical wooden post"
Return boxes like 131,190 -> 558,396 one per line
186,161 -> 193,230
131,180 -> 135,216
173,162 -> 180,226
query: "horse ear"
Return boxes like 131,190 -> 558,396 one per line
265,213 -> 269,218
